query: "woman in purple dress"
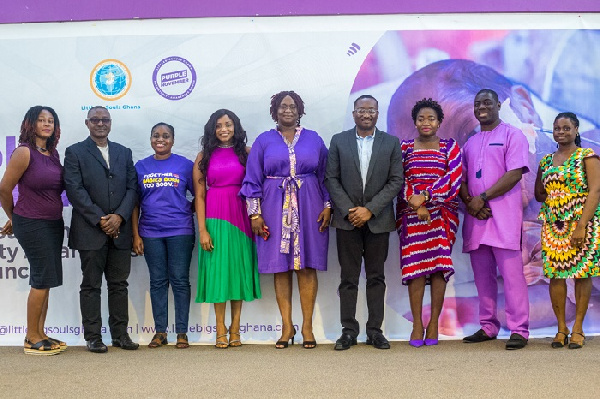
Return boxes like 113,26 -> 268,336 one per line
241,91 -> 331,349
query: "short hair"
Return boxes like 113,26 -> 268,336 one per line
19,106 -> 61,152
87,106 -> 108,118
411,98 -> 444,124
151,122 -> 175,137
199,109 -> 248,175
269,91 -> 305,125
554,112 -> 581,147
476,89 -> 499,102
354,94 -> 378,108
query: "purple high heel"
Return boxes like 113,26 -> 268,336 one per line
424,338 -> 438,346
409,339 -> 424,348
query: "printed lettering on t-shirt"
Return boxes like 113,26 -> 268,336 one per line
142,172 -> 180,188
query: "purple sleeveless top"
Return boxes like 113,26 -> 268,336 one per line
13,144 -> 64,220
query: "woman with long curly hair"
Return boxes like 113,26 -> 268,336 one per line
0,106 -> 66,355
240,91 -> 331,349
195,109 -> 261,348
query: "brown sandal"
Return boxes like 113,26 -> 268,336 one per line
175,333 -> 189,349
148,333 -> 168,348
229,330 -> 242,347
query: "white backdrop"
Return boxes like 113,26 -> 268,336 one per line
1,13 -> 599,345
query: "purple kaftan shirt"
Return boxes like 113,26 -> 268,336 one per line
461,122 -> 529,252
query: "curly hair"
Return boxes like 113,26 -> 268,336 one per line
554,112 -> 581,147
198,109 -> 248,175
411,98 -> 444,124
19,106 -> 61,152
269,90 -> 305,126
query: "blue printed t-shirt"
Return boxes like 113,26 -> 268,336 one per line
135,153 -> 194,238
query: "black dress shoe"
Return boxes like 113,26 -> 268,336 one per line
505,333 -> 528,350
87,338 -> 108,353
334,333 -> 357,350
366,332 -> 390,349
463,329 -> 496,343
111,334 -> 139,350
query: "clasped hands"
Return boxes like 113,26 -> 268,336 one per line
348,206 -> 372,228
466,196 -> 492,220
100,213 -> 122,238
407,194 -> 431,225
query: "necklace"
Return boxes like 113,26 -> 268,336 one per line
217,144 -> 234,148
36,145 -> 48,153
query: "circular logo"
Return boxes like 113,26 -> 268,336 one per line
90,59 -> 132,101
152,56 -> 197,101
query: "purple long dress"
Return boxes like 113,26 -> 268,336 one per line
240,127 -> 330,273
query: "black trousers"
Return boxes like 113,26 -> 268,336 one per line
336,226 -> 389,338
79,240 -> 131,341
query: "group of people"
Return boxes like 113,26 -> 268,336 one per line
1,88 -> 599,356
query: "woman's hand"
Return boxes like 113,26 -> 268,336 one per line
251,215 -> 268,238
200,230 -> 214,252
570,223 -> 586,248
317,208 -> 331,232
132,235 -> 144,255
416,206 -> 431,224
408,194 -> 426,211
1,219 -> 12,235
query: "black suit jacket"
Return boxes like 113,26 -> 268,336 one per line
64,136 -> 137,250
325,128 -> 403,233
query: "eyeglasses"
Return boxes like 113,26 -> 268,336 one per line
88,118 -> 112,125
279,105 -> 297,111
354,108 -> 378,115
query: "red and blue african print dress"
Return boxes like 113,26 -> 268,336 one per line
396,138 -> 462,285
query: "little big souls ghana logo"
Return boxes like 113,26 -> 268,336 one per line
90,59 -> 132,101
152,56 -> 197,101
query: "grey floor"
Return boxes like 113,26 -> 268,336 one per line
1,338 -> 599,398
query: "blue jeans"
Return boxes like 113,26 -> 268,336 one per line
142,235 -> 195,333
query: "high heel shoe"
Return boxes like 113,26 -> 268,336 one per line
409,329 -> 424,348
215,327 -> 229,349
568,332 -> 585,349
275,328 -> 296,349
551,330 -> 569,349
424,338 -> 438,346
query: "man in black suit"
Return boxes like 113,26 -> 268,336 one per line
64,106 -> 139,353
325,95 -> 403,350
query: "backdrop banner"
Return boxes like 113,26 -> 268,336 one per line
1,13 -> 599,345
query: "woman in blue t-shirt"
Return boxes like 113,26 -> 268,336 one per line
132,122 -> 195,349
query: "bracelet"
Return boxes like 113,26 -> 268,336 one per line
250,214 -> 261,220
480,192 -> 488,202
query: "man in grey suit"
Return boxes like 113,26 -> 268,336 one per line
326,95 -> 403,350
64,106 -> 139,353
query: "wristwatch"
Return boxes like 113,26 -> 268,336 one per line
480,192 -> 488,202
422,190 -> 431,202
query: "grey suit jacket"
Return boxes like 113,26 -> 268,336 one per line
325,128 -> 403,233
64,136 -> 137,251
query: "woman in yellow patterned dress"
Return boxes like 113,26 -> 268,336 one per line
534,112 -> 600,349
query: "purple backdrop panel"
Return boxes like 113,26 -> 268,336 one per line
2,0 -> 599,24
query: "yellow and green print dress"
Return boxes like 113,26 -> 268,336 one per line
538,148 -> 600,278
